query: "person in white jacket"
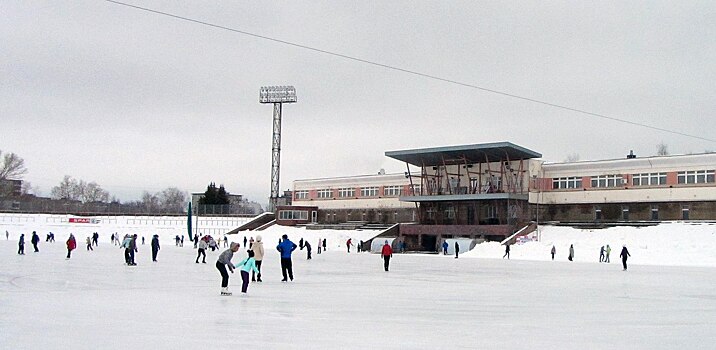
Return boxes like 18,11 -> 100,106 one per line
250,235 -> 264,282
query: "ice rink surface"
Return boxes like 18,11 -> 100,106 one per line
1,235 -> 715,350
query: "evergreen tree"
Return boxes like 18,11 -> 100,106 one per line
199,182 -> 230,205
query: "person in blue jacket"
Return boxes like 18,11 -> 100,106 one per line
235,250 -> 260,294
276,234 -> 298,282
442,241 -> 448,255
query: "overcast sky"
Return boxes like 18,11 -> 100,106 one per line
2,0 -> 715,207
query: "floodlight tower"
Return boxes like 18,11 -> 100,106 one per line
259,86 -> 297,212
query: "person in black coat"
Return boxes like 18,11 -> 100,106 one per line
619,245 -> 631,271
31,231 -> 40,252
151,234 -> 160,262
304,241 -> 312,260
454,241 -> 460,259
18,234 -> 25,255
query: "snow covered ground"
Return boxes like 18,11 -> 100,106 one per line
1,219 -> 716,349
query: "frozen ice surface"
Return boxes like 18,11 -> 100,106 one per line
1,220 -> 716,349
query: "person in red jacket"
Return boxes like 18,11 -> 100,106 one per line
66,234 -> 77,259
381,240 -> 393,272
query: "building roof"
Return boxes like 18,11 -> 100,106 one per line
385,142 -> 542,167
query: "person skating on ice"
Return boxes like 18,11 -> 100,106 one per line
317,238 -> 322,254
442,240 -> 448,255
151,234 -> 160,262
599,246 -> 605,262
31,231 -> 40,252
276,234 -> 298,282
66,234 -> 77,259
381,240 -> 393,271
196,237 -> 208,264
568,244 -> 574,261
304,240 -> 312,260
235,250 -> 260,294
250,235 -> 264,282
550,245 -> 556,260
620,245 -> 631,271
18,233 -> 25,255
127,234 -> 138,265
503,243 -> 510,259
454,241 -> 460,259
605,245 -> 611,263
346,238 -> 352,253
86,236 -> 93,251
216,242 -> 240,296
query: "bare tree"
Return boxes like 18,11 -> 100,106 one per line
21,181 -> 41,196
158,187 -> 187,213
0,150 -> 27,181
51,175 -> 80,200
141,191 -> 161,213
81,182 -> 110,203
657,142 -> 669,156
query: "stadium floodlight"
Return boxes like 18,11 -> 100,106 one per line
260,86 -> 297,104
260,85 -> 297,213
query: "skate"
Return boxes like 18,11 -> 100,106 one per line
221,287 -> 232,296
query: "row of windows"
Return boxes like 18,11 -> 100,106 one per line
595,205 -> 691,220
551,170 -> 715,190
296,185 -> 422,199
278,210 -> 308,220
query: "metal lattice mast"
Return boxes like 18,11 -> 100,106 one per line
260,86 -> 297,213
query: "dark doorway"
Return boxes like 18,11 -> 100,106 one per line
421,234 -> 437,252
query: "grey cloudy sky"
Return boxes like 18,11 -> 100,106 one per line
2,0 -> 715,207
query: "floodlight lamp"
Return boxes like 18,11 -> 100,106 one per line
259,85 -> 297,104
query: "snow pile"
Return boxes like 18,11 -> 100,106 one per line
463,222 -> 716,267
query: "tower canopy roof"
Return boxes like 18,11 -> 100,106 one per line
385,142 -> 541,167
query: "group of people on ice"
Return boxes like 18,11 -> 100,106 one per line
561,243 -> 631,270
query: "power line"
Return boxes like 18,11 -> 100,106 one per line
102,0 -> 716,144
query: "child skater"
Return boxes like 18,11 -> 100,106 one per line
235,250 -> 260,294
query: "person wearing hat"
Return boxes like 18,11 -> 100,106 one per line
381,240 -> 393,271
250,235 -> 264,282
217,242 -> 240,296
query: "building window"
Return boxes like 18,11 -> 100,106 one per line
595,206 -> 602,221
591,175 -> 623,188
445,206 -> 455,219
338,188 -> 355,198
552,177 -> 583,189
383,185 -> 402,197
426,207 -> 436,220
632,173 -> 667,186
677,170 -> 715,184
411,185 -> 421,195
317,189 -> 332,198
682,205 -> 690,220
486,205 -> 497,219
361,187 -> 379,197
278,210 -> 308,220
651,206 -> 659,220
622,206 -> 629,220
294,190 -> 308,200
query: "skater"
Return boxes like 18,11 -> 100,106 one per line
46,233 -> 51,242
193,234 -> 198,248
249,237 -> 254,249
346,238 -> 352,253
224,236 -> 229,248
551,245 -> 556,260
299,237 -> 304,250
49,232 -> 55,242
605,245 -> 611,263
92,232 -> 99,246
250,235 -> 264,282
243,236 -> 247,248
568,244 -> 574,261
66,234 -> 76,259
141,236 -> 145,245
322,238 -> 327,252
5,230 -> 8,240
358,240 -> 363,253
503,243 -> 510,259
196,237 -> 208,263
276,234 -> 297,282
31,231 -> 40,252
442,241 -> 448,255
305,240 -> 312,260
216,243 -> 240,296
620,245 -> 631,271
180,235 -> 184,247
151,234 -> 160,262
235,250 -> 260,294
599,246 -> 605,262
128,234 -> 138,265
18,234 -> 25,255
454,241 -> 460,258
381,240 -> 393,271
86,236 -> 93,251
317,238 -> 322,254
175,235 -> 180,246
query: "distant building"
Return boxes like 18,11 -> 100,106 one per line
291,142 -> 716,251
